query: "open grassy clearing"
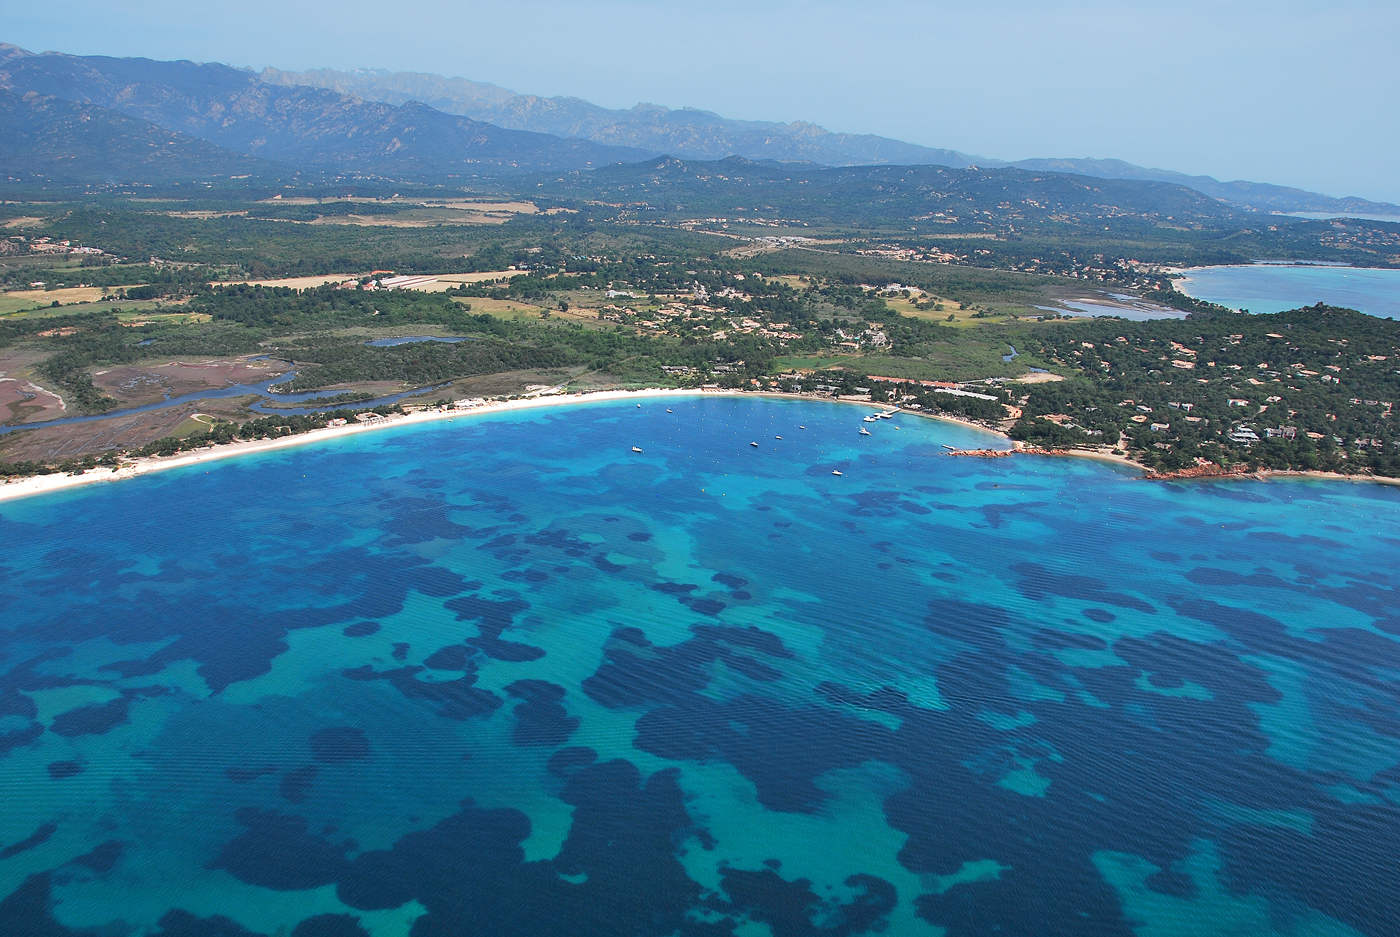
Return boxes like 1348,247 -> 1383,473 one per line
0,296 -> 166,319
406,271 -> 528,292
113,309 -> 210,325
306,209 -> 513,227
0,299 -> 166,320
881,295 -> 1023,328
216,273 -> 358,289
213,270 -> 525,291
451,296 -> 549,319
2,286 -> 108,306
246,197 -> 538,227
161,210 -> 249,219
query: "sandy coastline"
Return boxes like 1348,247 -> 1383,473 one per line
2,388 -> 1394,503
0,388 -> 715,505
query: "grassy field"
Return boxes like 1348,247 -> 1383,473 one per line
306,210 -> 514,227
0,297 -> 176,320
244,197 -> 539,227
0,286 -> 109,314
880,295 -> 1019,328
417,271 -> 526,291
452,296 -> 548,319
215,270 -> 525,291
114,309 -> 211,325
217,274 -> 356,289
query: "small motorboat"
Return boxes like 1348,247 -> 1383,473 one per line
666,408 -> 673,413
631,446 -> 643,453
750,441 -> 759,447
859,427 -> 871,436
775,435 -> 783,440
831,470 -> 843,476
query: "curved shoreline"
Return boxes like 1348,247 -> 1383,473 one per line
1,388 -> 1393,504
0,388 -> 716,504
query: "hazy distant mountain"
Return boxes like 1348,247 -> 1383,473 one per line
0,44 -> 648,179
1008,157 -> 1399,215
4,42 -> 1394,222
259,66 -> 983,169
0,88 -> 279,183
262,65 -> 1400,215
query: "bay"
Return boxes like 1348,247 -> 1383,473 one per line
0,396 -> 1397,937
1176,264 -> 1400,318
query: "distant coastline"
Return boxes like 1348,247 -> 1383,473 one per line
3,388 -> 1396,505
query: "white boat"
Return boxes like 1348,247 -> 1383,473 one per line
750,441 -> 759,447
799,425 -> 806,429
636,403 -> 642,408
666,408 -> 673,413
831,470 -> 843,476
859,427 -> 871,436
631,446 -> 643,453
775,435 -> 783,440
863,416 -> 878,423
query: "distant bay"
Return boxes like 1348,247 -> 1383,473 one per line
1176,263 -> 1400,318
1284,211 -> 1400,224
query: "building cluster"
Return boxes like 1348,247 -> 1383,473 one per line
6,235 -> 106,256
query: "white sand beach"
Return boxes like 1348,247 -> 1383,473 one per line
0,388 -> 719,504
4,387 -> 1392,504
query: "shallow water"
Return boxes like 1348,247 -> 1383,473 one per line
1177,264 -> 1400,318
1036,294 -> 1186,321
0,371 -> 442,435
0,396 -> 1397,936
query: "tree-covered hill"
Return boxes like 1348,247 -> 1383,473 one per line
0,89 -> 281,184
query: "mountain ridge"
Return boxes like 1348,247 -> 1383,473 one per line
261,63 -> 1399,215
256,65 -> 984,170
0,87 -> 284,184
0,44 -> 649,178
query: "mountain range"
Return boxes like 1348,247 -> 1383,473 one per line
263,65 -> 1400,215
0,43 -> 646,182
2,42 -> 1396,219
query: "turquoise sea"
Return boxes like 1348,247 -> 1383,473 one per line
1,395 -> 1398,937
1177,264 -> 1400,318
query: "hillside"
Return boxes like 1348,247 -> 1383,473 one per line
0,44 -> 648,179
537,156 -> 1245,232
0,88 -> 281,183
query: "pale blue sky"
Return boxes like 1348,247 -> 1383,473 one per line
6,0 -> 1398,202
